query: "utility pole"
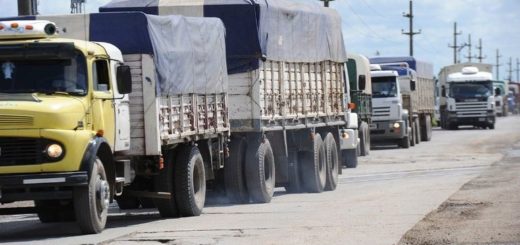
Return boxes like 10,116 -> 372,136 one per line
495,49 -> 502,81
448,22 -> 464,64
513,58 -> 519,82
71,0 -> 86,13
17,0 -> 38,16
475,38 -> 486,63
320,0 -> 334,7
465,34 -> 473,63
507,57 -> 513,81
401,0 -> 421,56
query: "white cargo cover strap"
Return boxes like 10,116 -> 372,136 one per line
146,15 -> 228,95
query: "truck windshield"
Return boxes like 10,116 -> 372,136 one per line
449,81 -> 492,99
0,52 -> 87,96
372,76 -> 397,98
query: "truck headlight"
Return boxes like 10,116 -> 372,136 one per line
393,122 -> 400,129
46,144 -> 63,159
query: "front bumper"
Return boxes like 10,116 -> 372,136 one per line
447,113 -> 495,126
0,171 -> 88,203
370,120 -> 406,142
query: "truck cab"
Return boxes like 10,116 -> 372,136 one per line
0,20 -> 132,233
441,66 -> 495,129
369,65 -> 412,148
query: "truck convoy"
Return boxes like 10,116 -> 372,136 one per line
438,63 -> 496,130
0,0 -> 356,234
369,57 -> 435,148
346,53 -> 372,160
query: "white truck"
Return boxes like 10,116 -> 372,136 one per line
438,63 -> 496,130
0,13 -> 229,233
493,80 -> 509,117
100,0 -> 357,202
369,57 -> 435,148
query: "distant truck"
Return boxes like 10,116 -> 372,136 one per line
493,80 -> 509,117
509,82 -> 520,114
100,1 -> 356,203
346,53 -> 372,160
0,13 -> 229,234
369,57 -> 435,148
438,63 -> 496,130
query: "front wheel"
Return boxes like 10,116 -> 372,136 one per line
74,158 -> 109,234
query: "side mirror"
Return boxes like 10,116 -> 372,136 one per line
410,80 -> 416,91
117,65 -> 132,94
441,85 -> 446,97
358,75 -> 366,90
495,88 -> 501,96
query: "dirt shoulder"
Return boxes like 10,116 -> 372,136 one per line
399,142 -> 520,245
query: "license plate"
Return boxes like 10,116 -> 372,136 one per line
478,118 -> 485,122
370,124 -> 377,129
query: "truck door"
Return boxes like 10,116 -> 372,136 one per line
92,59 -> 116,149
110,61 -> 130,152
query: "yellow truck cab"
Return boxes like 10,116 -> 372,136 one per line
0,20 -> 133,233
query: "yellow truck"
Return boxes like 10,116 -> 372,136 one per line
0,13 -> 229,234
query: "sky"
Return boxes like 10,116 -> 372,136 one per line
0,0 -> 519,80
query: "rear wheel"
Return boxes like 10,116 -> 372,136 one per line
414,119 -> 421,145
359,122 -> 370,156
410,125 -> 416,147
225,138 -> 250,203
284,151 -> 302,193
73,158 -> 109,234
400,136 -> 410,149
489,123 -> 495,130
342,148 -> 358,168
301,133 -> 327,193
421,115 -> 432,141
174,145 -> 206,217
245,138 -> 275,203
324,133 -> 339,191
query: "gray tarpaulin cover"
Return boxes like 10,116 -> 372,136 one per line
147,15 -> 228,95
100,0 -> 348,67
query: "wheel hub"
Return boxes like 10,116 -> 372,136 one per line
96,178 -> 110,211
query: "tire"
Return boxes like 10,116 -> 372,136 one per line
410,125 -> 415,147
400,136 -> 410,149
285,151 -> 302,193
225,138 -> 250,203
174,145 -> 206,217
489,123 -> 495,130
245,138 -> 275,203
421,115 -> 432,141
324,133 -> 339,191
115,193 -> 140,210
154,150 -> 179,218
73,158 -> 109,234
300,133 -> 327,193
342,148 -> 358,168
35,200 -> 75,223
414,119 -> 421,145
359,122 -> 370,156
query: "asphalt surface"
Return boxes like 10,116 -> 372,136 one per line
1,116 -> 519,245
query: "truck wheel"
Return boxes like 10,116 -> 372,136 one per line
301,133 -> 327,193
245,138 -> 275,203
175,145 -> 206,217
140,198 -> 155,208
285,151 -> 302,193
414,119 -> 421,145
359,122 -> 370,156
154,150 -> 179,218
421,115 -> 432,141
324,133 -> 339,191
115,193 -> 140,210
225,138 -> 250,203
410,126 -> 415,147
400,136 -> 410,149
73,157 -> 109,234
489,123 -> 495,130
35,200 -> 75,223
342,148 -> 358,168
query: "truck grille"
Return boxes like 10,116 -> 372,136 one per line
0,138 -> 59,166
455,102 -> 488,117
0,115 -> 34,127
372,106 -> 391,117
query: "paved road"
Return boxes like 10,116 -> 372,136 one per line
1,116 -> 519,245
